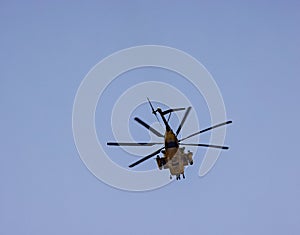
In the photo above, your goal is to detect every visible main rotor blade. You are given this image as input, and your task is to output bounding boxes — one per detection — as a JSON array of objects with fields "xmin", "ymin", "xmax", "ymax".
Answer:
[
  {"xmin": 162, "ymin": 108, "xmax": 185, "ymax": 115},
  {"xmin": 179, "ymin": 121, "xmax": 233, "ymax": 142},
  {"xmin": 180, "ymin": 143, "xmax": 229, "ymax": 150},
  {"xmin": 107, "ymin": 142, "xmax": 163, "ymax": 146},
  {"xmin": 134, "ymin": 117, "xmax": 164, "ymax": 137},
  {"xmin": 129, "ymin": 147, "xmax": 165, "ymax": 168},
  {"xmin": 176, "ymin": 106, "xmax": 192, "ymax": 136}
]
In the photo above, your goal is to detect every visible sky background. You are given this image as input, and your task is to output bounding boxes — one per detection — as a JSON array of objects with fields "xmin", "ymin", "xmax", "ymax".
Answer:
[{"xmin": 1, "ymin": 1, "xmax": 300, "ymax": 234}]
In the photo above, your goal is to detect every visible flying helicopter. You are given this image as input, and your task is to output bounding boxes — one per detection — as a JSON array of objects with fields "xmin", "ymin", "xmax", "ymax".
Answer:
[{"xmin": 107, "ymin": 98, "xmax": 232, "ymax": 180}]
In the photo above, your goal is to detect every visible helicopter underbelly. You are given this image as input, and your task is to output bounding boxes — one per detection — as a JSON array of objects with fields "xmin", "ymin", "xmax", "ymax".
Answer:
[
  {"xmin": 156, "ymin": 147, "xmax": 194, "ymax": 179},
  {"xmin": 165, "ymin": 146, "xmax": 178, "ymax": 159},
  {"xmin": 164, "ymin": 149, "xmax": 189, "ymax": 175},
  {"xmin": 169, "ymin": 159, "xmax": 184, "ymax": 175}
]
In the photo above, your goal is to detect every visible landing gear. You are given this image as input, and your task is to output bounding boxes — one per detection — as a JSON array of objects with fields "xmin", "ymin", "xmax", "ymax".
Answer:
[
  {"xmin": 156, "ymin": 156, "xmax": 167, "ymax": 170},
  {"xmin": 175, "ymin": 173, "xmax": 186, "ymax": 180},
  {"xmin": 187, "ymin": 151, "xmax": 193, "ymax": 165},
  {"xmin": 156, "ymin": 156, "xmax": 163, "ymax": 170}
]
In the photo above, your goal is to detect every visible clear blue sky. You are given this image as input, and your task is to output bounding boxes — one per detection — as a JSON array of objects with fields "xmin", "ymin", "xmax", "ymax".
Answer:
[{"xmin": 1, "ymin": 1, "xmax": 300, "ymax": 234}]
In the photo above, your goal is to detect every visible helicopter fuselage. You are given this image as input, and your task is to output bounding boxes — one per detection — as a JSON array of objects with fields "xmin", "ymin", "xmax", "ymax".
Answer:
[
  {"xmin": 156, "ymin": 108, "xmax": 179, "ymax": 161},
  {"xmin": 155, "ymin": 109, "xmax": 194, "ymax": 179},
  {"xmin": 164, "ymin": 130, "xmax": 179, "ymax": 161}
]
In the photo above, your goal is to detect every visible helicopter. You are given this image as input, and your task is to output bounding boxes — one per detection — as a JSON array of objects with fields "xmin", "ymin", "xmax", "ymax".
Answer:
[{"xmin": 107, "ymin": 98, "xmax": 232, "ymax": 180}]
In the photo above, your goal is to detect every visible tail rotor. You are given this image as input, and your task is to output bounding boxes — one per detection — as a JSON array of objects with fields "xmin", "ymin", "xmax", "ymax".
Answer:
[{"xmin": 147, "ymin": 97, "xmax": 161, "ymax": 124}]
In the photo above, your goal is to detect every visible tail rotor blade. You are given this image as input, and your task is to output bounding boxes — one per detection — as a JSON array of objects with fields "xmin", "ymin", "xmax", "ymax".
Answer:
[
  {"xmin": 176, "ymin": 107, "xmax": 192, "ymax": 136},
  {"xmin": 147, "ymin": 97, "xmax": 156, "ymax": 114},
  {"xmin": 162, "ymin": 108, "xmax": 185, "ymax": 115},
  {"xmin": 147, "ymin": 97, "xmax": 160, "ymax": 123}
]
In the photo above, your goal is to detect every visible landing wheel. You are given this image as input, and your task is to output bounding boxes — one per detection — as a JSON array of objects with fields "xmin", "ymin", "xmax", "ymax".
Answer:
[{"xmin": 156, "ymin": 156, "xmax": 162, "ymax": 169}]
